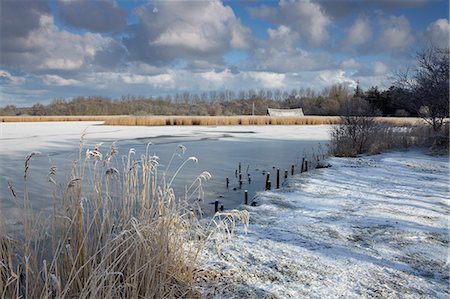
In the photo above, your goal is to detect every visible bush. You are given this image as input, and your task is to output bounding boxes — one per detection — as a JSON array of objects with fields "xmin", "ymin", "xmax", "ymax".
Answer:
[
  {"xmin": 330, "ymin": 115, "xmax": 380, "ymax": 157},
  {"xmin": 331, "ymin": 98, "xmax": 381, "ymax": 157}
]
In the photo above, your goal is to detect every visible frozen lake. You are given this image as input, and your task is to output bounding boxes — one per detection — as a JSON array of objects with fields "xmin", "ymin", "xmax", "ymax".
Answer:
[{"xmin": 0, "ymin": 122, "xmax": 331, "ymax": 220}]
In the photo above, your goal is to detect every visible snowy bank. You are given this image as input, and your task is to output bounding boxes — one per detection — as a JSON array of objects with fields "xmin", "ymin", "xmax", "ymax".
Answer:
[{"xmin": 203, "ymin": 150, "xmax": 449, "ymax": 298}]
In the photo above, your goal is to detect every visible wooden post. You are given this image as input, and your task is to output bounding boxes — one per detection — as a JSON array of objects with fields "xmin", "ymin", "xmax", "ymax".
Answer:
[
  {"xmin": 244, "ymin": 190, "xmax": 248, "ymax": 205},
  {"xmin": 266, "ymin": 181, "xmax": 271, "ymax": 190},
  {"xmin": 305, "ymin": 160, "xmax": 308, "ymax": 172},
  {"xmin": 226, "ymin": 177, "xmax": 229, "ymax": 188},
  {"xmin": 220, "ymin": 205, "xmax": 224, "ymax": 211},
  {"xmin": 238, "ymin": 162, "xmax": 241, "ymax": 173},
  {"xmin": 214, "ymin": 200, "xmax": 219, "ymax": 213},
  {"xmin": 248, "ymin": 174, "xmax": 252, "ymax": 183},
  {"xmin": 265, "ymin": 172, "xmax": 271, "ymax": 190},
  {"xmin": 284, "ymin": 169, "xmax": 288, "ymax": 179},
  {"xmin": 276, "ymin": 168, "xmax": 280, "ymax": 189},
  {"xmin": 235, "ymin": 169, "xmax": 237, "ymax": 178},
  {"xmin": 239, "ymin": 173, "xmax": 243, "ymax": 187},
  {"xmin": 291, "ymin": 164, "xmax": 294, "ymax": 175},
  {"xmin": 301, "ymin": 157, "xmax": 305, "ymax": 173}
]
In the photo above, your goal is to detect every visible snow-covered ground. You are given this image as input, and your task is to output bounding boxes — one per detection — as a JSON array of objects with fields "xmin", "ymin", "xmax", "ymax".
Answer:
[{"xmin": 204, "ymin": 150, "xmax": 449, "ymax": 298}]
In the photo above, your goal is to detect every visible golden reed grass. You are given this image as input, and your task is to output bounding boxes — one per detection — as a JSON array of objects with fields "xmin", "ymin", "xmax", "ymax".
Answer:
[
  {"xmin": 1, "ymin": 115, "xmax": 425, "ymax": 126},
  {"xmin": 0, "ymin": 138, "xmax": 248, "ymax": 298}
]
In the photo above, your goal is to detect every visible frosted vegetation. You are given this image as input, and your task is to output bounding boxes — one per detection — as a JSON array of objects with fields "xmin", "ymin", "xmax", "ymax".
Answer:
[{"xmin": 0, "ymin": 122, "xmax": 448, "ymax": 297}]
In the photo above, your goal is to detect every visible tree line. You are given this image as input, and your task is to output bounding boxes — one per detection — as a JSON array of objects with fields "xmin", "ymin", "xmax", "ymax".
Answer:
[{"xmin": 0, "ymin": 84, "xmax": 419, "ymax": 118}]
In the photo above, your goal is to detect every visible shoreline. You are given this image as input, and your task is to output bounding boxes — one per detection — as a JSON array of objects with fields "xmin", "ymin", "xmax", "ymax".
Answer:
[{"xmin": 0, "ymin": 115, "xmax": 425, "ymax": 126}]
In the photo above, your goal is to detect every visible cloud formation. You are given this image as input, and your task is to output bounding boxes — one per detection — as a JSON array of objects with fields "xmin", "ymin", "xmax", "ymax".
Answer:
[
  {"xmin": 344, "ymin": 16, "xmax": 372, "ymax": 47},
  {"xmin": 57, "ymin": 0, "xmax": 127, "ymax": 32},
  {"xmin": 124, "ymin": 0, "xmax": 251, "ymax": 67},
  {"xmin": 377, "ymin": 15, "xmax": 414, "ymax": 51},
  {"xmin": 0, "ymin": 0, "xmax": 447, "ymax": 105},
  {"xmin": 250, "ymin": 0, "xmax": 331, "ymax": 46},
  {"xmin": 1, "ymin": 10, "xmax": 125, "ymax": 75},
  {"xmin": 424, "ymin": 18, "xmax": 450, "ymax": 48}
]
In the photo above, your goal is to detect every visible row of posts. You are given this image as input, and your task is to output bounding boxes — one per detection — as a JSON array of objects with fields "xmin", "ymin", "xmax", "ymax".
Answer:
[{"xmin": 216, "ymin": 158, "xmax": 311, "ymax": 212}]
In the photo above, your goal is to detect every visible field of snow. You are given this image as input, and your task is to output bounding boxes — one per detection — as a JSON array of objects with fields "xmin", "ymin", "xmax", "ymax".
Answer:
[
  {"xmin": 204, "ymin": 151, "xmax": 449, "ymax": 298},
  {"xmin": 0, "ymin": 121, "xmax": 330, "ymax": 158}
]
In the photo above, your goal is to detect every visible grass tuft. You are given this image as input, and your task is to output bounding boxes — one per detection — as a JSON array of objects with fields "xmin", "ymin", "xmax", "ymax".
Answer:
[{"xmin": 0, "ymin": 139, "xmax": 248, "ymax": 298}]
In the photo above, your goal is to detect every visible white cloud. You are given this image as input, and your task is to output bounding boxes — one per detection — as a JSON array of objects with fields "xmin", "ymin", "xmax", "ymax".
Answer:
[
  {"xmin": 2, "ymin": 14, "xmax": 119, "ymax": 73},
  {"xmin": 373, "ymin": 61, "xmax": 388, "ymax": 76},
  {"xmin": 424, "ymin": 18, "xmax": 450, "ymax": 48},
  {"xmin": 250, "ymin": 0, "xmax": 331, "ymax": 46},
  {"xmin": 243, "ymin": 72, "xmax": 286, "ymax": 89},
  {"xmin": 120, "ymin": 73, "xmax": 175, "ymax": 87},
  {"xmin": 317, "ymin": 70, "xmax": 357, "ymax": 88},
  {"xmin": 42, "ymin": 74, "xmax": 80, "ymax": 86},
  {"xmin": 344, "ymin": 16, "xmax": 372, "ymax": 46},
  {"xmin": 340, "ymin": 58, "xmax": 360, "ymax": 69},
  {"xmin": 200, "ymin": 69, "xmax": 234, "ymax": 84},
  {"xmin": 80, "ymin": 69, "xmax": 286, "ymax": 93},
  {"xmin": 125, "ymin": 0, "xmax": 251, "ymax": 65},
  {"xmin": 378, "ymin": 15, "xmax": 414, "ymax": 51},
  {"xmin": 0, "ymin": 70, "xmax": 26, "ymax": 85},
  {"xmin": 250, "ymin": 25, "xmax": 335, "ymax": 73}
]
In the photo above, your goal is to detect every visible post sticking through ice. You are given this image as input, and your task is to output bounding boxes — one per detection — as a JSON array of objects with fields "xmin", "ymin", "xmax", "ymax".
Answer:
[{"xmin": 276, "ymin": 168, "xmax": 280, "ymax": 189}]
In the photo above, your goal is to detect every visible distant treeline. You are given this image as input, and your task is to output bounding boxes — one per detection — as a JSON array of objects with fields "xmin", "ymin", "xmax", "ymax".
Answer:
[{"xmin": 0, "ymin": 85, "xmax": 417, "ymax": 117}]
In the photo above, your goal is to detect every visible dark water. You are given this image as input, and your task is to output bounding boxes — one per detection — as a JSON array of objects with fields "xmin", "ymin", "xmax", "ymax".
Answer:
[{"xmin": 0, "ymin": 133, "xmax": 329, "ymax": 220}]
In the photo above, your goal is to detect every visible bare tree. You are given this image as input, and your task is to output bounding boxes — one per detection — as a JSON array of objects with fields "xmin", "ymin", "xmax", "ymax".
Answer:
[{"xmin": 396, "ymin": 45, "xmax": 449, "ymax": 131}]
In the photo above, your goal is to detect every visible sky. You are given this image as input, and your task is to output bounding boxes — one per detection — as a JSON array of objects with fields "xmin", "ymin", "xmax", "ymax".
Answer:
[{"xmin": 0, "ymin": 0, "xmax": 449, "ymax": 106}]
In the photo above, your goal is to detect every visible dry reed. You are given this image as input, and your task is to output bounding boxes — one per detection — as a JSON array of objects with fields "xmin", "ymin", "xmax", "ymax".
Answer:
[
  {"xmin": 0, "ymin": 138, "xmax": 248, "ymax": 298},
  {"xmin": 1, "ymin": 115, "xmax": 425, "ymax": 126}
]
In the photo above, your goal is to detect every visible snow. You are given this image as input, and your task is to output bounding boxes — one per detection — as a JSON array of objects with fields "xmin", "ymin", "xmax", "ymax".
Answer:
[
  {"xmin": 0, "ymin": 122, "xmax": 331, "ymax": 158},
  {"xmin": 203, "ymin": 150, "xmax": 449, "ymax": 298}
]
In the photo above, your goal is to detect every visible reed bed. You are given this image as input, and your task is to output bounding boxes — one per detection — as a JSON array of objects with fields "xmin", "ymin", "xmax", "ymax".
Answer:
[
  {"xmin": 0, "ymin": 138, "xmax": 248, "ymax": 298},
  {"xmin": 1, "ymin": 115, "xmax": 424, "ymax": 126},
  {"xmin": 99, "ymin": 116, "xmax": 425, "ymax": 126},
  {"xmin": 103, "ymin": 115, "xmax": 342, "ymax": 126}
]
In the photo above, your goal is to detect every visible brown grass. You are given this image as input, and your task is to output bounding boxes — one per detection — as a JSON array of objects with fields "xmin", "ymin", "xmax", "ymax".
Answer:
[
  {"xmin": 103, "ymin": 115, "xmax": 343, "ymax": 126},
  {"xmin": 0, "ymin": 139, "xmax": 248, "ymax": 298},
  {"xmin": 0, "ymin": 115, "xmax": 425, "ymax": 126}
]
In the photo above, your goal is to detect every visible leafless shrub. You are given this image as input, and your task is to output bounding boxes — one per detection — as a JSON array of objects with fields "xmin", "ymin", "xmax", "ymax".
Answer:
[{"xmin": 331, "ymin": 98, "xmax": 381, "ymax": 157}]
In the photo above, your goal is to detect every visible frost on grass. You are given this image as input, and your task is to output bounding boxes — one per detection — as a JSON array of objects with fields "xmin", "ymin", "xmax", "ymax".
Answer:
[
  {"xmin": 0, "ymin": 141, "xmax": 251, "ymax": 298},
  {"xmin": 202, "ymin": 151, "xmax": 449, "ymax": 298}
]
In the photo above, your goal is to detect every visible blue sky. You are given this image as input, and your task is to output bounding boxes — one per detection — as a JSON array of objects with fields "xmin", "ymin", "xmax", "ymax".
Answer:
[{"xmin": 1, "ymin": 0, "xmax": 449, "ymax": 106}]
